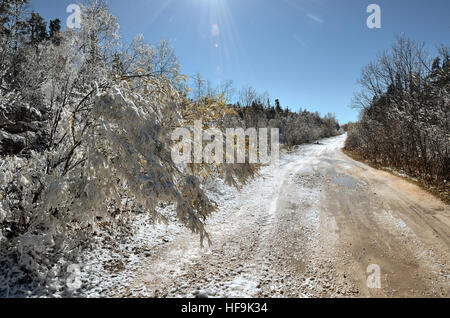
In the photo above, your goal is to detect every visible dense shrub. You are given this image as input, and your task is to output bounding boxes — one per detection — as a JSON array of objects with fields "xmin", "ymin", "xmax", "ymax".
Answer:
[{"xmin": 346, "ymin": 35, "xmax": 449, "ymax": 189}]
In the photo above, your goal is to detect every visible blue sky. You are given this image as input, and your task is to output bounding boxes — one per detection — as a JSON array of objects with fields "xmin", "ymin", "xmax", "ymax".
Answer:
[{"xmin": 31, "ymin": 0, "xmax": 449, "ymax": 124}]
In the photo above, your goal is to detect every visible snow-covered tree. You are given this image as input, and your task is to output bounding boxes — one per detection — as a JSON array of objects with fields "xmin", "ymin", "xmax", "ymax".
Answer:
[{"xmin": 346, "ymin": 35, "xmax": 449, "ymax": 197}]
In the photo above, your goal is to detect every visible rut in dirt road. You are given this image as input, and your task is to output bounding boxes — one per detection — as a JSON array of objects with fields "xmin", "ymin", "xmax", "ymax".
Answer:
[{"xmin": 121, "ymin": 135, "xmax": 450, "ymax": 298}]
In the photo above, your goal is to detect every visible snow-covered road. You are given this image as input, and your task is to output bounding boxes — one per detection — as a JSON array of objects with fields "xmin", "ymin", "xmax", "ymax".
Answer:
[{"xmin": 80, "ymin": 134, "xmax": 449, "ymax": 298}]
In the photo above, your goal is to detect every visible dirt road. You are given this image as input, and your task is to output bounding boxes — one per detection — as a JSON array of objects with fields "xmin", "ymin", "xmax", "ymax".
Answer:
[{"xmin": 122, "ymin": 134, "xmax": 449, "ymax": 298}]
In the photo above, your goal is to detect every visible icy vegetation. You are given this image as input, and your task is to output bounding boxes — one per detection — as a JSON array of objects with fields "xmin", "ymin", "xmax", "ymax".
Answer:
[
  {"xmin": 345, "ymin": 36, "xmax": 449, "ymax": 201},
  {"xmin": 0, "ymin": 0, "xmax": 342, "ymax": 297}
]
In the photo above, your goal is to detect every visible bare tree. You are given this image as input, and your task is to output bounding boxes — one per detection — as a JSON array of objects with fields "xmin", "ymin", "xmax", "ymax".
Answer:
[
  {"xmin": 217, "ymin": 79, "xmax": 235, "ymax": 102},
  {"xmin": 352, "ymin": 34, "xmax": 429, "ymax": 110},
  {"xmin": 238, "ymin": 84, "xmax": 257, "ymax": 107},
  {"xmin": 153, "ymin": 38, "xmax": 179, "ymax": 77},
  {"xmin": 191, "ymin": 72, "xmax": 206, "ymax": 102}
]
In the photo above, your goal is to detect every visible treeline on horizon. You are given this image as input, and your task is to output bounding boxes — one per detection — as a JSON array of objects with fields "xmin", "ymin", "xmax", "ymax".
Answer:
[
  {"xmin": 233, "ymin": 100, "xmax": 342, "ymax": 146},
  {"xmin": 345, "ymin": 35, "xmax": 449, "ymax": 201},
  {"xmin": 187, "ymin": 76, "xmax": 343, "ymax": 146}
]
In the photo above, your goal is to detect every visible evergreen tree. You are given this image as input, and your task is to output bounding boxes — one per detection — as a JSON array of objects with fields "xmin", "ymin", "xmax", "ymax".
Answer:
[
  {"xmin": 8, "ymin": 0, "xmax": 30, "ymax": 51},
  {"xmin": 27, "ymin": 12, "xmax": 47, "ymax": 45},
  {"xmin": 48, "ymin": 18, "xmax": 61, "ymax": 45},
  {"xmin": 0, "ymin": 0, "xmax": 11, "ymax": 35},
  {"xmin": 275, "ymin": 99, "xmax": 282, "ymax": 112}
]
